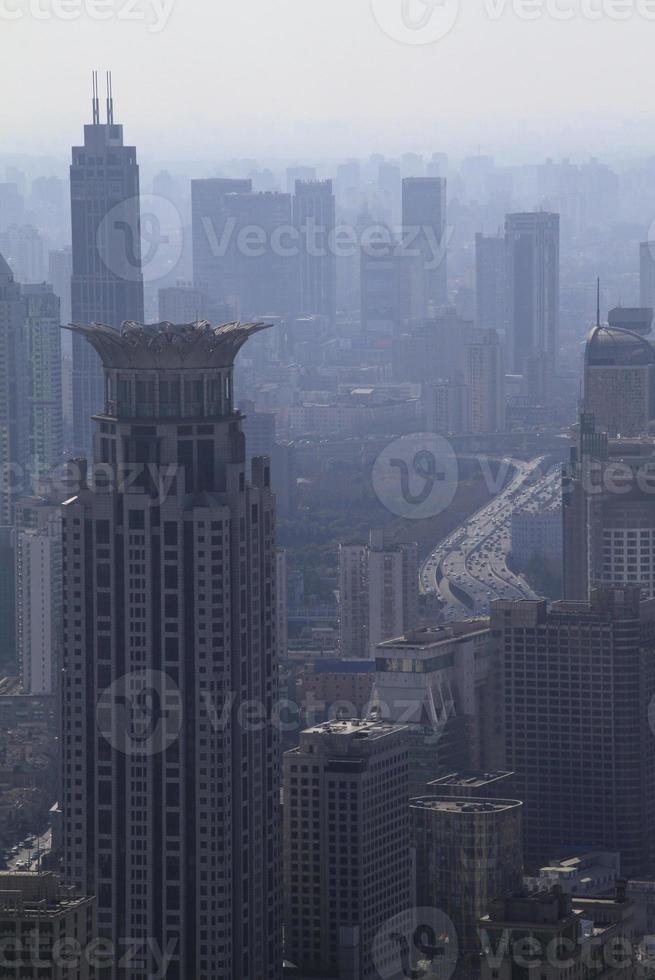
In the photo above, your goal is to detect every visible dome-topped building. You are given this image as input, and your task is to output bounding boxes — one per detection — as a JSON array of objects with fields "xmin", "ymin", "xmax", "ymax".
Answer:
[
  {"xmin": 584, "ymin": 323, "xmax": 655, "ymax": 437},
  {"xmin": 586, "ymin": 323, "xmax": 655, "ymax": 367}
]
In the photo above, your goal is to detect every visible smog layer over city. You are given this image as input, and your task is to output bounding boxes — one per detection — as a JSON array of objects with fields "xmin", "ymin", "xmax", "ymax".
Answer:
[{"xmin": 2, "ymin": 2, "xmax": 655, "ymax": 979}]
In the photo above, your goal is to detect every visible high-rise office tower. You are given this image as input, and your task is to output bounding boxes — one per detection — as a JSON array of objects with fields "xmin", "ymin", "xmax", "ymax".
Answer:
[
  {"xmin": 367, "ymin": 530, "xmax": 418, "ymax": 655},
  {"xmin": 158, "ymin": 283, "xmax": 233, "ymax": 325},
  {"xmin": 378, "ymin": 161, "xmax": 402, "ymax": 226},
  {"xmin": 0, "ymin": 526, "xmax": 16, "ymax": 672},
  {"xmin": 0, "ymin": 182, "xmax": 25, "ymax": 228},
  {"xmin": 583, "ymin": 322, "xmax": 655, "ymax": 437},
  {"xmin": 285, "ymin": 166, "xmax": 316, "ymax": 194},
  {"xmin": 276, "ymin": 548, "xmax": 288, "ymax": 661},
  {"xmin": 70, "ymin": 74, "xmax": 144, "ymax": 456},
  {"xmin": 50, "ymin": 248, "xmax": 74, "ymax": 449},
  {"xmin": 61, "ymin": 319, "xmax": 281, "ymax": 980},
  {"xmin": 563, "ymin": 415, "xmax": 655, "ymax": 600},
  {"xmin": 475, "ymin": 232, "xmax": 507, "ymax": 334},
  {"xmin": 293, "ymin": 179, "xmax": 336, "ymax": 321},
  {"xmin": 425, "ymin": 379, "xmax": 471, "ymax": 435},
  {"xmin": 338, "ymin": 531, "xmax": 419, "ymax": 659},
  {"xmin": 335, "ymin": 160, "xmax": 361, "ymax": 213},
  {"xmin": 640, "ymin": 241, "xmax": 655, "ymax": 313},
  {"xmin": 411, "ymin": 796, "xmax": 523, "ymax": 965},
  {"xmin": 191, "ymin": 177, "xmax": 252, "ymax": 302},
  {"xmin": 338, "ymin": 543, "xmax": 369, "ymax": 659},
  {"xmin": 225, "ymin": 191, "xmax": 295, "ymax": 316},
  {"xmin": 402, "ymin": 177, "xmax": 447, "ymax": 316},
  {"xmin": 48, "ymin": 247, "xmax": 72, "ymax": 327},
  {"xmin": 0, "ymin": 224, "xmax": 46, "ymax": 282},
  {"xmin": 283, "ymin": 719, "xmax": 411, "ymax": 979},
  {"xmin": 505, "ymin": 212, "xmax": 559, "ymax": 380},
  {"xmin": 23, "ymin": 283, "xmax": 64, "ymax": 480},
  {"xmin": 15, "ymin": 496, "xmax": 62, "ymax": 696},
  {"xmin": 192, "ymin": 181, "xmax": 294, "ymax": 316},
  {"xmin": 608, "ymin": 306, "xmax": 654, "ymax": 337},
  {"xmin": 360, "ymin": 237, "xmax": 402, "ymax": 334},
  {"xmin": 493, "ymin": 588, "xmax": 655, "ymax": 876},
  {"xmin": 466, "ymin": 329, "xmax": 505, "ymax": 434},
  {"xmin": 0, "ymin": 253, "xmax": 28, "ymax": 523}
]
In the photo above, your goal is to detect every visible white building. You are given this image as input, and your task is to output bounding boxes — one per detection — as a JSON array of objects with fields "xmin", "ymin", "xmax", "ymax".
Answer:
[
  {"xmin": 466, "ymin": 329, "xmax": 505, "ymax": 434},
  {"xmin": 338, "ymin": 530, "xmax": 419, "ymax": 659}
]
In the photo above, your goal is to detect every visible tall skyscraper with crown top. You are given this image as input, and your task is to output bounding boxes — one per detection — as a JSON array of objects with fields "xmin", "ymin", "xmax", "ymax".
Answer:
[{"xmin": 61, "ymin": 318, "xmax": 281, "ymax": 980}]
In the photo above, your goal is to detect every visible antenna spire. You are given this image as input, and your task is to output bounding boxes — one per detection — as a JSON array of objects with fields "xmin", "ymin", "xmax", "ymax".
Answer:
[
  {"xmin": 106, "ymin": 70, "xmax": 114, "ymax": 125},
  {"xmin": 92, "ymin": 70, "xmax": 99, "ymax": 125},
  {"xmin": 596, "ymin": 277, "xmax": 601, "ymax": 328}
]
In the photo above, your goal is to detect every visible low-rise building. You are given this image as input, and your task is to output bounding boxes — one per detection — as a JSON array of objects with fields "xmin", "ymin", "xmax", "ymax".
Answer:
[
  {"xmin": 525, "ymin": 852, "xmax": 621, "ymax": 897},
  {"xmin": 411, "ymin": 796, "xmax": 523, "ymax": 968},
  {"xmin": 0, "ymin": 871, "xmax": 96, "ymax": 978},
  {"xmin": 371, "ymin": 622, "xmax": 501, "ymax": 793},
  {"xmin": 479, "ymin": 885, "xmax": 636, "ymax": 980}
]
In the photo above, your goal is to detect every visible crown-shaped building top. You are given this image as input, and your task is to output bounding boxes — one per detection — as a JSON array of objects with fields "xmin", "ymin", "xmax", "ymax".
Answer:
[{"xmin": 66, "ymin": 319, "xmax": 270, "ymax": 370}]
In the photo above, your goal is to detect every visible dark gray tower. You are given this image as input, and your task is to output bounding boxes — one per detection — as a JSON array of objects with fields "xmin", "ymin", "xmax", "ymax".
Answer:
[
  {"xmin": 505, "ymin": 211, "xmax": 559, "ymax": 378},
  {"xmin": 475, "ymin": 232, "xmax": 507, "ymax": 334},
  {"xmin": 70, "ymin": 72, "xmax": 144, "ymax": 457},
  {"xmin": 293, "ymin": 179, "xmax": 336, "ymax": 321},
  {"xmin": 0, "ymin": 253, "xmax": 29, "ymax": 523},
  {"xmin": 401, "ymin": 177, "xmax": 447, "ymax": 316},
  {"xmin": 494, "ymin": 589, "xmax": 655, "ymax": 876},
  {"xmin": 61, "ymin": 319, "xmax": 281, "ymax": 980},
  {"xmin": 191, "ymin": 177, "xmax": 253, "ymax": 304}
]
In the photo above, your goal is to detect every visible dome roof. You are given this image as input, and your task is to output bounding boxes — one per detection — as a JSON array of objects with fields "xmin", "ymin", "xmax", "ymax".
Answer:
[{"xmin": 585, "ymin": 324, "xmax": 655, "ymax": 367}]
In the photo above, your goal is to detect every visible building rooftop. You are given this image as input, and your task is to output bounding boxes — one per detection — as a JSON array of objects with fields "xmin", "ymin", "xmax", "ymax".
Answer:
[
  {"xmin": 301, "ymin": 719, "xmax": 403, "ymax": 740},
  {"xmin": 585, "ymin": 323, "xmax": 655, "ymax": 367},
  {"xmin": 377, "ymin": 621, "xmax": 489, "ymax": 651},
  {"xmin": 410, "ymin": 796, "xmax": 522, "ymax": 814},
  {"xmin": 429, "ymin": 771, "xmax": 515, "ymax": 790},
  {"xmin": 0, "ymin": 872, "xmax": 92, "ymax": 917},
  {"xmin": 65, "ymin": 319, "xmax": 270, "ymax": 370}
]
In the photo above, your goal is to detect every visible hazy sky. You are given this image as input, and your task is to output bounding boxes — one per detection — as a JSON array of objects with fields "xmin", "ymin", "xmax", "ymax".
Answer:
[{"xmin": 3, "ymin": 0, "xmax": 655, "ymax": 162}]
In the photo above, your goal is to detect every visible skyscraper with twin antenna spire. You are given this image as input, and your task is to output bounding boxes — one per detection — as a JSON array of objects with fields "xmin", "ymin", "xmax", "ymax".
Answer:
[{"xmin": 70, "ymin": 71, "xmax": 144, "ymax": 457}]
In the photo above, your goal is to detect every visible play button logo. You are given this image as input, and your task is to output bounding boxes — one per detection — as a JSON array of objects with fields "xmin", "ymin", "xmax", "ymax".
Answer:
[{"xmin": 371, "ymin": 0, "xmax": 460, "ymax": 44}]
